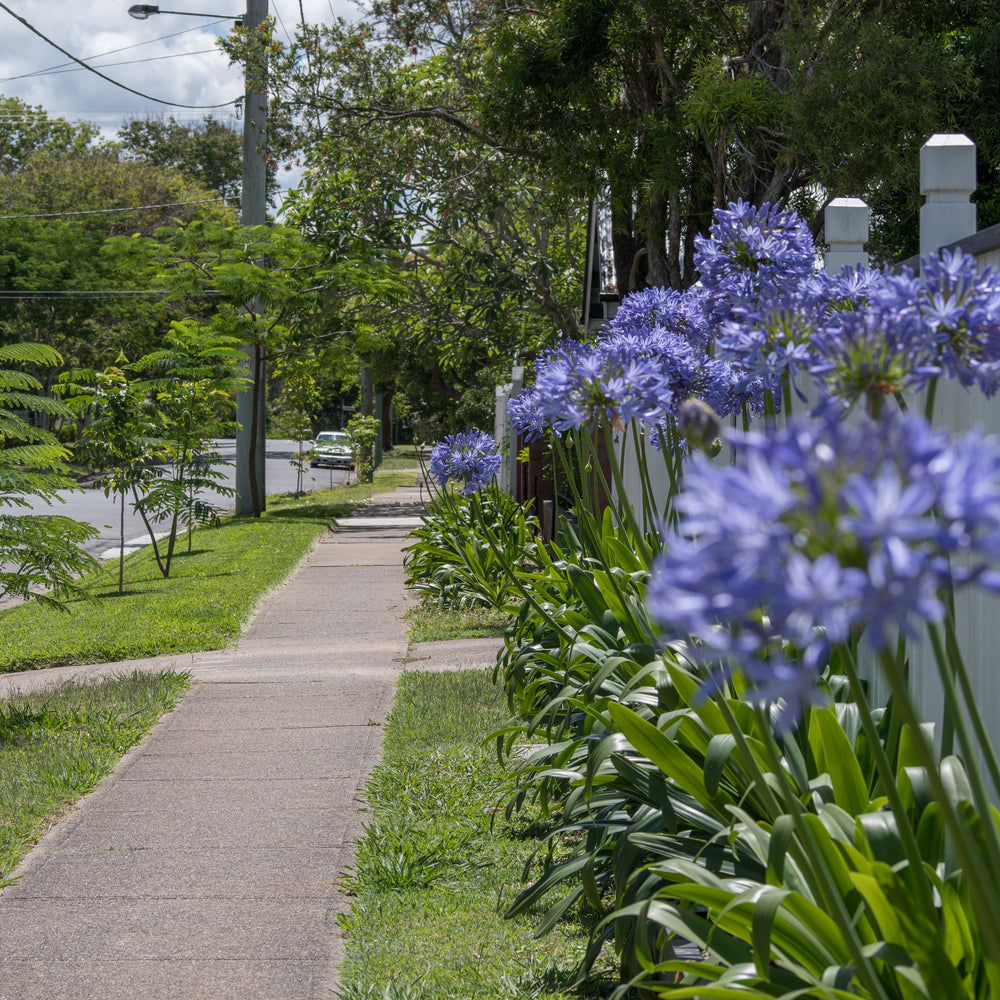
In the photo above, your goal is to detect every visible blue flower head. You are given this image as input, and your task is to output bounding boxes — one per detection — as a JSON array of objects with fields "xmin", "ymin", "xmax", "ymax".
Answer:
[
  {"xmin": 694, "ymin": 200, "xmax": 816, "ymax": 315},
  {"xmin": 429, "ymin": 430, "xmax": 502, "ymax": 495}
]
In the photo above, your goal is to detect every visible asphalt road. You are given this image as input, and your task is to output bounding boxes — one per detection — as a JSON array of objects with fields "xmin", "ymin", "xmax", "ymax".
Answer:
[{"xmin": 20, "ymin": 439, "xmax": 350, "ymax": 559}]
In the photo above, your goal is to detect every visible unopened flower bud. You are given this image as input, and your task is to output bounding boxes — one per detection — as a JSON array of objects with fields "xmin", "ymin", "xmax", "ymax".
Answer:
[{"xmin": 676, "ymin": 398, "xmax": 720, "ymax": 452}]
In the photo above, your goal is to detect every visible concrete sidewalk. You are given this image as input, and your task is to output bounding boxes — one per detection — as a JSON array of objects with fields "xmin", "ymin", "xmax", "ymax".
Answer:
[{"xmin": 0, "ymin": 485, "xmax": 503, "ymax": 1000}]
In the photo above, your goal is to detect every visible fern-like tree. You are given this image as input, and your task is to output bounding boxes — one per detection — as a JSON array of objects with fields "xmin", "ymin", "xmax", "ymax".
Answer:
[
  {"xmin": 130, "ymin": 321, "xmax": 245, "ymax": 572},
  {"xmin": 61, "ymin": 360, "xmax": 161, "ymax": 594},
  {"xmin": 0, "ymin": 342, "xmax": 97, "ymax": 605},
  {"xmin": 64, "ymin": 323, "xmax": 246, "ymax": 587}
]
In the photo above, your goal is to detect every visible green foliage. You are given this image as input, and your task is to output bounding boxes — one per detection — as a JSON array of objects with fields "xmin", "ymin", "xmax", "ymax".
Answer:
[
  {"xmin": 403, "ymin": 600, "xmax": 513, "ymax": 643},
  {"xmin": 0, "ymin": 341, "xmax": 97, "ymax": 606},
  {"xmin": 336, "ymin": 668, "xmax": 618, "ymax": 998},
  {"xmin": 346, "ymin": 413, "xmax": 381, "ymax": 483},
  {"xmin": 401, "ymin": 473, "xmax": 999, "ymax": 995},
  {"xmin": 130, "ymin": 321, "xmax": 246, "ymax": 572},
  {"xmin": 0, "ymin": 96, "xmax": 101, "ymax": 174},
  {"xmin": 403, "ymin": 486, "xmax": 540, "ymax": 610},
  {"xmin": 116, "ymin": 114, "xmax": 276, "ymax": 207},
  {"xmin": 0, "ymin": 670, "xmax": 189, "ymax": 885},
  {"xmin": 223, "ymin": 14, "xmax": 585, "ymax": 431}
]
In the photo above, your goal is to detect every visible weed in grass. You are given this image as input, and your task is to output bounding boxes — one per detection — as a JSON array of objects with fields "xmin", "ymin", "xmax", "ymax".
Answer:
[
  {"xmin": 335, "ymin": 669, "xmax": 618, "ymax": 1000},
  {"xmin": 0, "ymin": 670, "xmax": 190, "ymax": 886}
]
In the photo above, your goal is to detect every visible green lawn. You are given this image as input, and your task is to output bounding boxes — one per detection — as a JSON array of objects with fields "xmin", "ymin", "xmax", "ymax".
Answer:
[{"xmin": 336, "ymin": 669, "xmax": 617, "ymax": 999}]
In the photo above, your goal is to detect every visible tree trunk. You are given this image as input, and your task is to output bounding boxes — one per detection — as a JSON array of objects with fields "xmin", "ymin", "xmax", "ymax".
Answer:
[
  {"xmin": 381, "ymin": 390, "xmax": 394, "ymax": 450},
  {"xmin": 360, "ymin": 367, "xmax": 375, "ymax": 416}
]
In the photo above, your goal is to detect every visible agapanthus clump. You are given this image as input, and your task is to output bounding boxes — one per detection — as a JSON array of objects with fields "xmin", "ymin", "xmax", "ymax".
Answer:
[
  {"xmin": 646, "ymin": 405, "xmax": 1000, "ymax": 724},
  {"xmin": 429, "ymin": 429, "xmax": 502, "ymax": 495},
  {"xmin": 694, "ymin": 200, "xmax": 816, "ymax": 319}
]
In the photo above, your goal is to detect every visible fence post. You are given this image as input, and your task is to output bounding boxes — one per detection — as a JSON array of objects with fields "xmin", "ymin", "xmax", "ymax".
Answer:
[
  {"xmin": 494, "ymin": 364, "xmax": 523, "ymax": 494},
  {"xmin": 824, "ymin": 198, "xmax": 870, "ymax": 273},
  {"xmin": 920, "ymin": 133, "xmax": 977, "ymax": 260},
  {"xmin": 911, "ymin": 134, "xmax": 1000, "ymax": 763}
]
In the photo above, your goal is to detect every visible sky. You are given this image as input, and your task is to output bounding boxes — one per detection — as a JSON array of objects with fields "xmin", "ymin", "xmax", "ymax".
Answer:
[{"xmin": 0, "ymin": 0, "xmax": 359, "ymax": 198}]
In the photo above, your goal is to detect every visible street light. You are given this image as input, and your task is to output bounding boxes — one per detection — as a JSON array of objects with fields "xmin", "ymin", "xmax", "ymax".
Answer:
[
  {"xmin": 125, "ymin": 0, "xmax": 269, "ymax": 515},
  {"xmin": 128, "ymin": 4, "xmax": 241, "ymax": 19}
]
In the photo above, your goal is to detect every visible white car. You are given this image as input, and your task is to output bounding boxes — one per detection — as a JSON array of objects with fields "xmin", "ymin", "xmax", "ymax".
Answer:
[{"xmin": 310, "ymin": 431, "xmax": 353, "ymax": 469}]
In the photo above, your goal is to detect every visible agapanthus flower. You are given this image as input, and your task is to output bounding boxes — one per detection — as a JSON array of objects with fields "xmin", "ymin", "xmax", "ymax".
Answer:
[
  {"xmin": 694, "ymin": 200, "xmax": 817, "ymax": 316},
  {"xmin": 809, "ymin": 296, "xmax": 941, "ymax": 405},
  {"xmin": 717, "ymin": 292, "xmax": 826, "ymax": 383},
  {"xmin": 429, "ymin": 429, "xmax": 502, "ymax": 495},
  {"xmin": 874, "ymin": 250, "xmax": 1000, "ymax": 396},
  {"xmin": 603, "ymin": 286, "xmax": 713, "ymax": 349},
  {"xmin": 507, "ymin": 385, "xmax": 547, "ymax": 442},
  {"xmin": 646, "ymin": 406, "xmax": 1000, "ymax": 725},
  {"xmin": 509, "ymin": 339, "xmax": 674, "ymax": 438}
]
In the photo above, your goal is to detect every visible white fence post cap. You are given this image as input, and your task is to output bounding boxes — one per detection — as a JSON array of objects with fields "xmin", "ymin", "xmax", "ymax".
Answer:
[{"xmin": 921, "ymin": 134, "xmax": 976, "ymax": 196}]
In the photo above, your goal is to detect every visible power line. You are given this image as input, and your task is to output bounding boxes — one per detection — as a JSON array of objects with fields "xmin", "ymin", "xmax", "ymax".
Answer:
[
  {"xmin": 0, "ymin": 2, "xmax": 239, "ymax": 110},
  {"xmin": 0, "ymin": 199, "xmax": 227, "ymax": 221},
  {"xmin": 0, "ymin": 19, "xmax": 232, "ymax": 84},
  {"xmin": 20, "ymin": 50, "xmax": 222, "ymax": 81}
]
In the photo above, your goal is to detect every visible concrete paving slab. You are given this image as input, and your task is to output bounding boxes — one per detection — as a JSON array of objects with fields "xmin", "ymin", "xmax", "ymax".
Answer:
[
  {"xmin": 2, "ymin": 846, "xmax": 353, "ymax": 901},
  {"xmin": 403, "ymin": 637, "xmax": 506, "ymax": 672},
  {"xmin": 0, "ymin": 959, "xmax": 336, "ymax": 1000},
  {"xmin": 134, "ymin": 725, "xmax": 380, "ymax": 756},
  {"xmin": 42, "ymin": 800, "xmax": 359, "ymax": 851},
  {"xmin": 0, "ymin": 898, "xmax": 336, "ymax": 961}
]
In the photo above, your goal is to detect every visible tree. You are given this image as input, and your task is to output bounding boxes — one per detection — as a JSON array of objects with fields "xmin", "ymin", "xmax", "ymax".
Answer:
[
  {"xmin": 480, "ymin": 0, "xmax": 985, "ymax": 287},
  {"xmin": 228, "ymin": 0, "xmax": 987, "ymax": 298},
  {"xmin": 0, "ymin": 95, "xmax": 101, "ymax": 174},
  {"xmin": 0, "ymin": 148, "xmax": 240, "ymax": 392},
  {"xmin": 116, "ymin": 114, "xmax": 280, "ymax": 209},
  {"xmin": 64, "ymin": 324, "xmax": 245, "ymax": 588},
  {"xmin": 62, "ymin": 360, "xmax": 161, "ymax": 595},
  {"xmin": 107, "ymin": 219, "xmax": 354, "ymax": 516},
  {"xmin": 129, "ymin": 322, "xmax": 244, "ymax": 570},
  {"xmin": 223, "ymin": 15, "xmax": 585, "ymax": 431}
]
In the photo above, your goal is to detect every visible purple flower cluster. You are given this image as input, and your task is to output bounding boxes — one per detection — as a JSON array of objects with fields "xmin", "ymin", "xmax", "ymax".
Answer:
[
  {"xmin": 694, "ymin": 200, "xmax": 817, "ymax": 313},
  {"xmin": 646, "ymin": 407, "xmax": 1000, "ymax": 723},
  {"xmin": 429, "ymin": 430, "xmax": 502, "ymax": 495},
  {"xmin": 508, "ymin": 202, "xmax": 1000, "ymax": 443},
  {"xmin": 803, "ymin": 252, "xmax": 1000, "ymax": 403},
  {"xmin": 510, "ymin": 340, "xmax": 675, "ymax": 438}
]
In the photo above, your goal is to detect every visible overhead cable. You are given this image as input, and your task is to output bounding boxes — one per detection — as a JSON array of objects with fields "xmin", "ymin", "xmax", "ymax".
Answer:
[
  {"xmin": 0, "ymin": 2, "xmax": 239, "ymax": 110},
  {"xmin": 0, "ymin": 18, "xmax": 231, "ymax": 84},
  {"xmin": 20, "ymin": 50, "xmax": 221, "ymax": 80},
  {"xmin": 0, "ymin": 199, "xmax": 227, "ymax": 221}
]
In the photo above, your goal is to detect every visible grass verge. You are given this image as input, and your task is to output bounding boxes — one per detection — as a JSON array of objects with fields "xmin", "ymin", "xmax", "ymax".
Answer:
[
  {"xmin": 0, "ymin": 471, "xmax": 416, "ymax": 673},
  {"xmin": 336, "ymin": 669, "xmax": 616, "ymax": 999},
  {"xmin": 0, "ymin": 669, "xmax": 190, "ymax": 885},
  {"xmin": 404, "ymin": 600, "xmax": 514, "ymax": 642},
  {"xmin": 378, "ymin": 446, "xmax": 425, "ymax": 471}
]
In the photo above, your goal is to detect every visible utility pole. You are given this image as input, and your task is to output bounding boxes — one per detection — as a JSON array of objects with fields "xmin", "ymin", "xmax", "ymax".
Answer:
[{"xmin": 235, "ymin": 0, "xmax": 268, "ymax": 515}]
